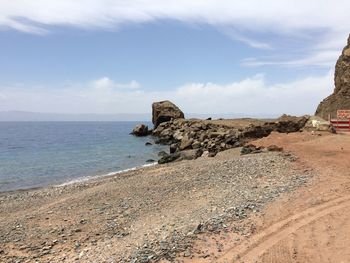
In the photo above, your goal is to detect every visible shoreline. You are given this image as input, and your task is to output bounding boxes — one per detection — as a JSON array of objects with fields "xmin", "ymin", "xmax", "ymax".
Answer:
[{"xmin": 0, "ymin": 162, "xmax": 159, "ymax": 196}]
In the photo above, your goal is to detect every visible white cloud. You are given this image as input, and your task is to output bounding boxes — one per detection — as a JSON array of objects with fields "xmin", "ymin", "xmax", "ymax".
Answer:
[
  {"xmin": 0, "ymin": 73, "xmax": 334, "ymax": 116},
  {"xmin": 91, "ymin": 77, "xmax": 140, "ymax": 90},
  {"xmin": 0, "ymin": 0, "xmax": 348, "ymax": 33},
  {"xmin": 0, "ymin": 1, "xmax": 349, "ymax": 67}
]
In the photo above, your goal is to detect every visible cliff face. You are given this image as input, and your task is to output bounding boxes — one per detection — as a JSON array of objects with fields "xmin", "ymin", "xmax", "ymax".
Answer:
[{"xmin": 316, "ymin": 34, "xmax": 350, "ymax": 119}]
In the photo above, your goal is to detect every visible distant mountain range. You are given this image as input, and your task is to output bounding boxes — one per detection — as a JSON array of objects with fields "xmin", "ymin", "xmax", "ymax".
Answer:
[{"xmin": 0, "ymin": 111, "xmax": 278, "ymax": 121}]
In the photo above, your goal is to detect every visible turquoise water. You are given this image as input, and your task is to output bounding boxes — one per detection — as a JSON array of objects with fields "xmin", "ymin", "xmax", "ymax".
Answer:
[{"xmin": 0, "ymin": 122, "xmax": 167, "ymax": 192}]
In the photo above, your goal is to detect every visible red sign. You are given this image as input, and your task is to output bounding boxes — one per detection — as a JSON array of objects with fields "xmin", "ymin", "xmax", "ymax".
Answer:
[{"xmin": 337, "ymin": 110, "xmax": 350, "ymax": 119}]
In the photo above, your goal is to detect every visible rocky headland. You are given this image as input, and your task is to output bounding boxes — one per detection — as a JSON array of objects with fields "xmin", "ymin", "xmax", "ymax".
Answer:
[
  {"xmin": 316, "ymin": 34, "xmax": 350, "ymax": 119},
  {"xmin": 132, "ymin": 100, "xmax": 311, "ymax": 164}
]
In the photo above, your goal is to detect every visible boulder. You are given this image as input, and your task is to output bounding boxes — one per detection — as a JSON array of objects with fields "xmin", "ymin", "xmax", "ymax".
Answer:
[
  {"xmin": 131, "ymin": 124, "xmax": 149, "ymax": 136},
  {"xmin": 241, "ymin": 144, "xmax": 263, "ymax": 155},
  {"xmin": 275, "ymin": 114, "xmax": 309, "ymax": 133},
  {"xmin": 316, "ymin": 34, "xmax": 350, "ymax": 119},
  {"xmin": 158, "ymin": 152, "xmax": 181, "ymax": 164},
  {"xmin": 152, "ymin": 100, "xmax": 185, "ymax": 128},
  {"xmin": 304, "ymin": 116, "xmax": 332, "ymax": 131},
  {"xmin": 169, "ymin": 143, "xmax": 178, "ymax": 153},
  {"xmin": 179, "ymin": 136, "xmax": 193, "ymax": 150},
  {"xmin": 179, "ymin": 149, "xmax": 203, "ymax": 160}
]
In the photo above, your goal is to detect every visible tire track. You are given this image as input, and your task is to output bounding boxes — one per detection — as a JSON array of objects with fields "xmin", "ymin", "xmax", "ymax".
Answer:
[{"xmin": 216, "ymin": 195, "xmax": 350, "ymax": 262}]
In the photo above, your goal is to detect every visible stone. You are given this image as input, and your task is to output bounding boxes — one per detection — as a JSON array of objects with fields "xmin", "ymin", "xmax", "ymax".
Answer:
[
  {"xmin": 316, "ymin": 34, "xmax": 350, "ymax": 119},
  {"xmin": 208, "ymin": 151, "xmax": 217, "ymax": 157},
  {"xmin": 241, "ymin": 144, "xmax": 262, "ymax": 155},
  {"xmin": 201, "ymin": 151, "xmax": 210, "ymax": 157},
  {"xmin": 179, "ymin": 149, "xmax": 203, "ymax": 160},
  {"xmin": 304, "ymin": 116, "xmax": 332, "ymax": 131},
  {"xmin": 275, "ymin": 115, "xmax": 309, "ymax": 133},
  {"xmin": 173, "ymin": 130, "xmax": 184, "ymax": 141},
  {"xmin": 131, "ymin": 124, "xmax": 149, "ymax": 136},
  {"xmin": 158, "ymin": 153, "xmax": 180, "ymax": 164},
  {"xmin": 267, "ymin": 145, "xmax": 283, "ymax": 152},
  {"xmin": 152, "ymin": 100, "xmax": 185, "ymax": 128},
  {"xmin": 179, "ymin": 136, "xmax": 193, "ymax": 150},
  {"xmin": 145, "ymin": 142, "xmax": 152, "ymax": 146},
  {"xmin": 192, "ymin": 140, "xmax": 201, "ymax": 149},
  {"xmin": 169, "ymin": 143, "xmax": 178, "ymax": 154},
  {"xmin": 209, "ymin": 131, "xmax": 227, "ymax": 138}
]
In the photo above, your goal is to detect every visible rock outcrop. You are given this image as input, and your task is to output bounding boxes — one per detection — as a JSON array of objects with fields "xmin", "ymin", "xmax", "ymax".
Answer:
[
  {"xmin": 153, "ymin": 115, "xmax": 309, "ymax": 164},
  {"xmin": 239, "ymin": 115, "xmax": 309, "ymax": 141},
  {"xmin": 152, "ymin": 101, "xmax": 185, "ymax": 128},
  {"xmin": 316, "ymin": 34, "xmax": 350, "ymax": 119},
  {"xmin": 131, "ymin": 124, "xmax": 149, "ymax": 136}
]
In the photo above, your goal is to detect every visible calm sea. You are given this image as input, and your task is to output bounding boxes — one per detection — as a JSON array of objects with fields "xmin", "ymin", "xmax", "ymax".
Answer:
[{"xmin": 0, "ymin": 122, "xmax": 167, "ymax": 192}]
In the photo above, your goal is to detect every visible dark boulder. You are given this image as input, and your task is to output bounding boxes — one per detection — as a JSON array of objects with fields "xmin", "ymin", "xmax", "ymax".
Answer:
[
  {"xmin": 275, "ymin": 114, "xmax": 309, "ymax": 133},
  {"xmin": 241, "ymin": 144, "xmax": 263, "ymax": 155},
  {"xmin": 131, "ymin": 124, "xmax": 149, "ymax": 137},
  {"xmin": 158, "ymin": 153, "xmax": 181, "ymax": 164},
  {"xmin": 169, "ymin": 143, "xmax": 178, "ymax": 154}
]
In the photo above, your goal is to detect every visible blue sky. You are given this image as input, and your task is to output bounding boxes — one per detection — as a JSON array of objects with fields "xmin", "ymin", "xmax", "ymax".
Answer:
[{"xmin": 0, "ymin": 1, "xmax": 349, "ymax": 116}]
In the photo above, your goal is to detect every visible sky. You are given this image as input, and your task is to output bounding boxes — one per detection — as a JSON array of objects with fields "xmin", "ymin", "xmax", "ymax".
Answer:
[{"xmin": 0, "ymin": 0, "xmax": 349, "ymax": 117}]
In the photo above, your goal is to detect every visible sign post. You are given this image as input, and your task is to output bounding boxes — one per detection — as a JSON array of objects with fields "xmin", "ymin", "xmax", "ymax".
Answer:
[
  {"xmin": 335, "ymin": 110, "xmax": 350, "ymax": 131},
  {"xmin": 337, "ymin": 110, "xmax": 350, "ymax": 119}
]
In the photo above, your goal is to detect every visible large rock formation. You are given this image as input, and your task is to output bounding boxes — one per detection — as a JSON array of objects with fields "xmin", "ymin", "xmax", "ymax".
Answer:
[
  {"xmin": 152, "ymin": 100, "xmax": 184, "ymax": 128},
  {"xmin": 316, "ymin": 34, "xmax": 350, "ymax": 119},
  {"xmin": 153, "ymin": 115, "xmax": 309, "ymax": 163}
]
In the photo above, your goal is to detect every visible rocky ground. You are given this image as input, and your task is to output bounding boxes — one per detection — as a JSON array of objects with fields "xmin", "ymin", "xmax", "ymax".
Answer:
[
  {"xmin": 180, "ymin": 131, "xmax": 350, "ymax": 263},
  {"xmin": 152, "ymin": 115, "xmax": 309, "ymax": 164},
  {"xmin": 0, "ymin": 142, "xmax": 313, "ymax": 262}
]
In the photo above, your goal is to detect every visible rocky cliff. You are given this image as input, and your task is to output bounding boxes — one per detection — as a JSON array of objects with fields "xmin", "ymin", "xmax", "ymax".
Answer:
[{"xmin": 316, "ymin": 34, "xmax": 350, "ymax": 119}]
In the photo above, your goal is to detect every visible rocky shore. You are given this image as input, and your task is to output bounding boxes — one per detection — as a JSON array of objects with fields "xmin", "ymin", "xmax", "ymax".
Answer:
[
  {"xmin": 131, "ymin": 100, "xmax": 320, "ymax": 166},
  {"xmin": 0, "ymin": 145, "xmax": 314, "ymax": 263},
  {"xmin": 152, "ymin": 114, "xmax": 309, "ymax": 163}
]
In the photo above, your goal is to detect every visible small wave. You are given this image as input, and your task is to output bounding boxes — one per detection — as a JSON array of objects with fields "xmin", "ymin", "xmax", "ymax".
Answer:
[{"xmin": 56, "ymin": 162, "xmax": 158, "ymax": 187}]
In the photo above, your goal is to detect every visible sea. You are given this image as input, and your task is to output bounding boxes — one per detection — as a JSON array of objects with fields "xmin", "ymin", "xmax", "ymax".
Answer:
[{"xmin": 0, "ymin": 121, "xmax": 168, "ymax": 192}]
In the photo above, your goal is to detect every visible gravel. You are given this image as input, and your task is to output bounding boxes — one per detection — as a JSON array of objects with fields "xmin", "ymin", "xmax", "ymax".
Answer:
[{"xmin": 0, "ymin": 148, "xmax": 313, "ymax": 263}]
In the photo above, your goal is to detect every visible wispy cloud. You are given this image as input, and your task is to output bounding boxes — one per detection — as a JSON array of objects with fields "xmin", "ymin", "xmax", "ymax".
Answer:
[
  {"xmin": 0, "ymin": 17, "xmax": 48, "ymax": 35},
  {"xmin": 242, "ymin": 50, "xmax": 341, "ymax": 67},
  {"xmin": 0, "ymin": 73, "xmax": 334, "ymax": 116},
  {"xmin": 1, "ymin": 1, "xmax": 349, "ymax": 67},
  {"xmin": 219, "ymin": 27, "xmax": 272, "ymax": 50}
]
